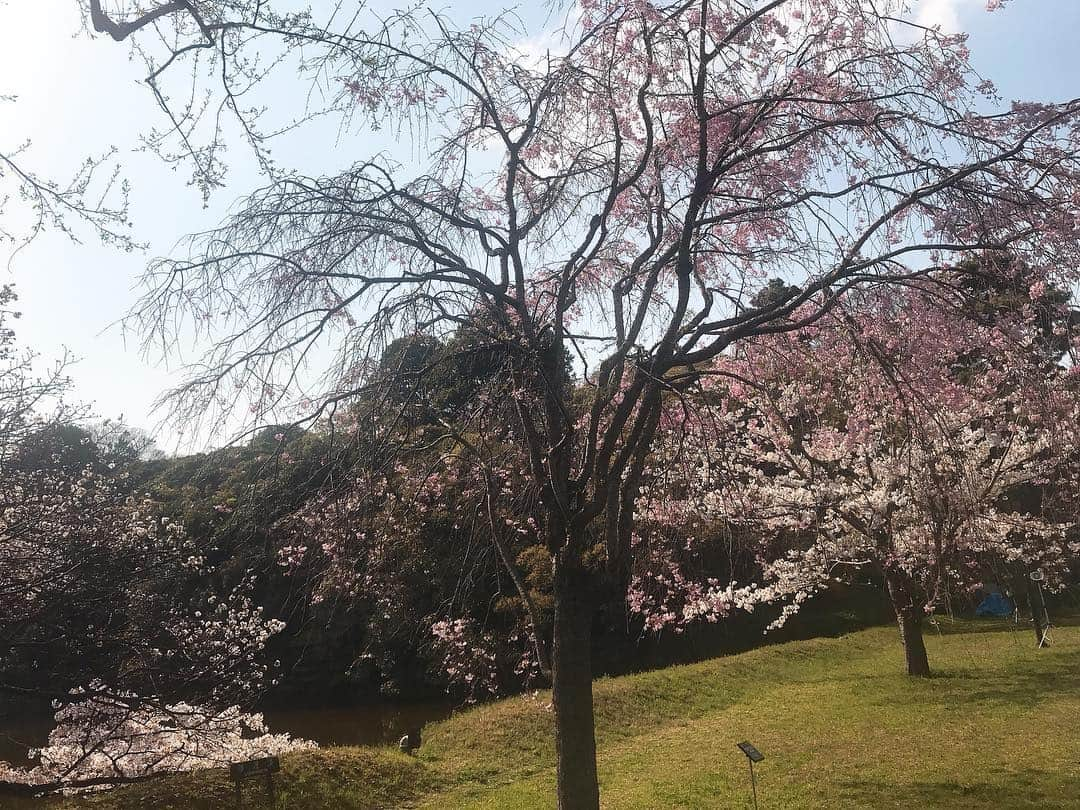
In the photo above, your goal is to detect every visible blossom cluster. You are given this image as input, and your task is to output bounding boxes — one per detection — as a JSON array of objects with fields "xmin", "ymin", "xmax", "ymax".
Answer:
[
  {"xmin": 630, "ymin": 277, "xmax": 1080, "ymax": 632},
  {"xmin": 0, "ymin": 686, "xmax": 313, "ymax": 789}
]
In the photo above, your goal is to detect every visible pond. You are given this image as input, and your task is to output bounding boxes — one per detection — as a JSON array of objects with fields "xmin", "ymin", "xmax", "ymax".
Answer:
[
  {"xmin": 0, "ymin": 700, "xmax": 455, "ymax": 765},
  {"xmin": 261, "ymin": 700, "xmax": 454, "ymax": 747}
]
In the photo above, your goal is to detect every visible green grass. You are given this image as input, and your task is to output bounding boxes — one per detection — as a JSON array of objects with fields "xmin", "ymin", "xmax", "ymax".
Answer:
[{"xmin": 33, "ymin": 619, "xmax": 1080, "ymax": 809}]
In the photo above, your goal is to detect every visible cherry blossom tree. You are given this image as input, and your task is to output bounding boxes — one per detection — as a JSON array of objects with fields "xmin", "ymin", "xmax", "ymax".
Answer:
[
  {"xmin": 0, "ymin": 309, "xmax": 304, "ymax": 794},
  {"xmin": 274, "ymin": 372, "xmax": 554, "ymax": 700},
  {"xmin": 105, "ymin": 1, "xmax": 1080, "ymax": 806},
  {"xmin": 0, "ymin": 423, "xmax": 312, "ymax": 794},
  {"xmin": 634, "ymin": 277, "xmax": 1080, "ymax": 676}
]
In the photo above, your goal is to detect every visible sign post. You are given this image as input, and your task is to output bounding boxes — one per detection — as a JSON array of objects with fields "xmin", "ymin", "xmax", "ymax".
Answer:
[{"xmin": 736, "ymin": 741, "xmax": 764, "ymax": 809}]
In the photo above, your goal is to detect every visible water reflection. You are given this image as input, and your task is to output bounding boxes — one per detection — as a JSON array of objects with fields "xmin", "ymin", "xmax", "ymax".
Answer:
[
  {"xmin": 261, "ymin": 700, "xmax": 454, "ymax": 747},
  {"xmin": 0, "ymin": 715, "xmax": 50, "ymax": 764},
  {"xmin": 0, "ymin": 700, "xmax": 455, "ymax": 765}
]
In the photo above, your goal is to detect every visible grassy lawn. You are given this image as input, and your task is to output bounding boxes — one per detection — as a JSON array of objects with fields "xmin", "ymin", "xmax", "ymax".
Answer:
[{"xmin": 31, "ymin": 619, "xmax": 1080, "ymax": 809}]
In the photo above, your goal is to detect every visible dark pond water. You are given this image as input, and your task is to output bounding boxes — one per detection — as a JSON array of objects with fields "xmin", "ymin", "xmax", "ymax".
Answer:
[
  {"xmin": 0, "ymin": 700, "xmax": 455, "ymax": 765},
  {"xmin": 262, "ymin": 700, "xmax": 454, "ymax": 747},
  {"xmin": 0, "ymin": 714, "xmax": 51, "ymax": 765}
]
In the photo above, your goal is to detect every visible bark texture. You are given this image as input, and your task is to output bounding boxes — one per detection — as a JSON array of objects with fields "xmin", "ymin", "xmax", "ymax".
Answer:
[
  {"xmin": 551, "ymin": 551, "xmax": 600, "ymax": 810},
  {"xmin": 885, "ymin": 568, "xmax": 931, "ymax": 677}
]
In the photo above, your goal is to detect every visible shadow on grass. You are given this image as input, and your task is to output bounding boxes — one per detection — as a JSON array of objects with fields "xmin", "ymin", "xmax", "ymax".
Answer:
[
  {"xmin": 836, "ymin": 770, "xmax": 1080, "ymax": 809},
  {"xmin": 924, "ymin": 647, "xmax": 1080, "ymax": 710},
  {"xmin": 837, "ymin": 631, "xmax": 1080, "ymax": 717},
  {"xmin": 928, "ymin": 611, "xmax": 1080, "ymax": 637}
]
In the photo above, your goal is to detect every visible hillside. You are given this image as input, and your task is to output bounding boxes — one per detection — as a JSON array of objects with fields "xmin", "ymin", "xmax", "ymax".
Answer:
[{"xmin": 38, "ymin": 620, "xmax": 1080, "ymax": 809}]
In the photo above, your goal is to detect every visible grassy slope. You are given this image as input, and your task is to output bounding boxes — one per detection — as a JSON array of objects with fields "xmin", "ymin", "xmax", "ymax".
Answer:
[{"xmin": 39, "ymin": 620, "xmax": 1080, "ymax": 810}]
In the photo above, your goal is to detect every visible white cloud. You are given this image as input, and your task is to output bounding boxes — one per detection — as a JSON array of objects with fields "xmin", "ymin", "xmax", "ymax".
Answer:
[
  {"xmin": 510, "ymin": 3, "xmax": 582, "ymax": 69},
  {"xmin": 915, "ymin": 0, "xmax": 978, "ymax": 32}
]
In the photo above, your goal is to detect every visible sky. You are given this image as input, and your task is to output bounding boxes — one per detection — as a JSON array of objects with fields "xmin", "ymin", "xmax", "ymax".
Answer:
[{"xmin": 1, "ymin": 0, "xmax": 1079, "ymax": 453}]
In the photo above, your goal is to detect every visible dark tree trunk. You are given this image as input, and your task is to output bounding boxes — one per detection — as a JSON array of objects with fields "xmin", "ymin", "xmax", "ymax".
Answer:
[
  {"xmin": 895, "ymin": 603, "xmax": 931, "ymax": 677},
  {"xmin": 552, "ymin": 550, "xmax": 600, "ymax": 810},
  {"xmin": 884, "ymin": 569, "xmax": 931, "ymax": 677},
  {"xmin": 1028, "ymin": 573, "xmax": 1049, "ymax": 648}
]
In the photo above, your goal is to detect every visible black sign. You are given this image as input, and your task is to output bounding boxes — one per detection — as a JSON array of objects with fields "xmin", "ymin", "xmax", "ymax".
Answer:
[
  {"xmin": 230, "ymin": 756, "xmax": 281, "ymax": 781},
  {"xmin": 737, "ymin": 741, "xmax": 764, "ymax": 763}
]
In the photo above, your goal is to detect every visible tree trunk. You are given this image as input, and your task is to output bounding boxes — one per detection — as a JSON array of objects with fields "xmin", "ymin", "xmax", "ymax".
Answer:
[
  {"xmin": 552, "ymin": 550, "xmax": 600, "ymax": 810},
  {"xmin": 1028, "ymin": 573, "xmax": 1049, "ymax": 648},
  {"xmin": 884, "ymin": 569, "xmax": 931, "ymax": 677}
]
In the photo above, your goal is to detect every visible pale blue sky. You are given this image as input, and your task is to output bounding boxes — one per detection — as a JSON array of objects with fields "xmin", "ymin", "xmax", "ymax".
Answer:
[{"xmin": 1, "ymin": 0, "xmax": 1078, "ymax": 452}]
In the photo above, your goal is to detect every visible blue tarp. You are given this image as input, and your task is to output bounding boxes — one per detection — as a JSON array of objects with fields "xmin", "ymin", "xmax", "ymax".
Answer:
[{"xmin": 975, "ymin": 592, "xmax": 1014, "ymax": 617}]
